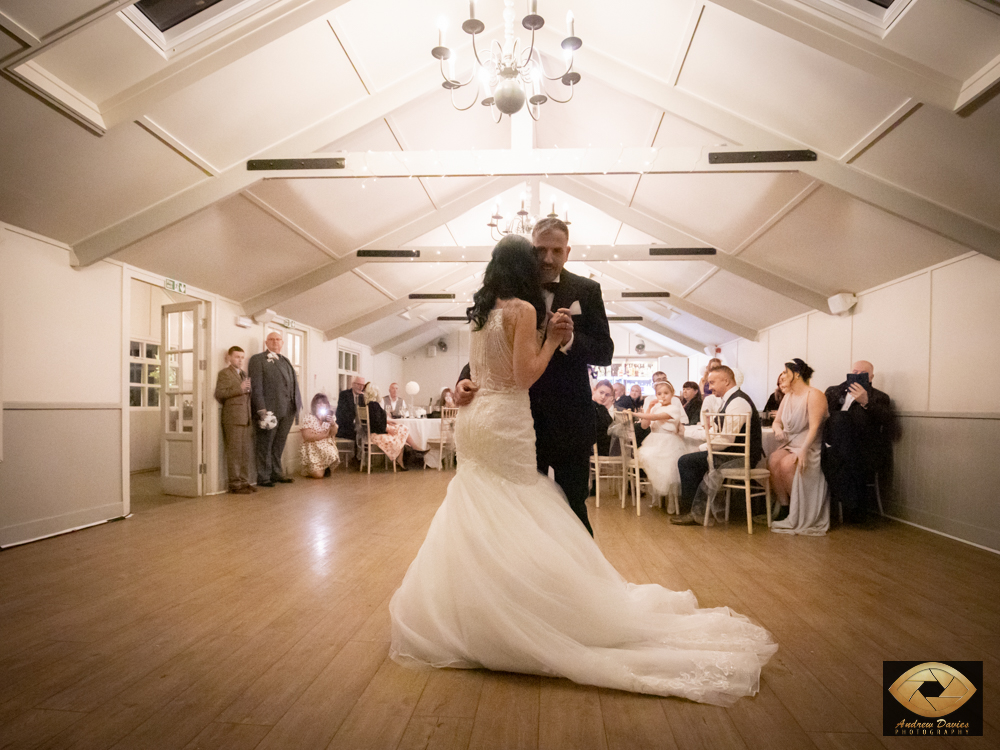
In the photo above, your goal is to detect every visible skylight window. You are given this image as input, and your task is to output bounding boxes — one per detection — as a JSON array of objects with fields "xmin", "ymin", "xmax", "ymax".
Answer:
[
  {"xmin": 795, "ymin": 0, "xmax": 914, "ymax": 37},
  {"xmin": 120, "ymin": 0, "xmax": 280, "ymax": 58},
  {"xmin": 134, "ymin": 0, "xmax": 230, "ymax": 33}
]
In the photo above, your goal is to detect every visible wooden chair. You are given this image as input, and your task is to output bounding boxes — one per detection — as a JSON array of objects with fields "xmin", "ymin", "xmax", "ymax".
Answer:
[
  {"xmin": 334, "ymin": 437, "xmax": 355, "ymax": 469},
  {"xmin": 356, "ymin": 404, "xmax": 394, "ymax": 474},
  {"xmin": 703, "ymin": 412, "xmax": 771, "ymax": 534},
  {"xmin": 424, "ymin": 407, "xmax": 458, "ymax": 471},
  {"xmin": 616, "ymin": 411, "xmax": 650, "ymax": 516},
  {"xmin": 589, "ymin": 442, "xmax": 623, "ymax": 507}
]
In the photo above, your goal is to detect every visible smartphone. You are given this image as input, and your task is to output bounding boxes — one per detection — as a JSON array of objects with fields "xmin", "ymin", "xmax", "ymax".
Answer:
[
  {"xmin": 846, "ymin": 372, "xmax": 871, "ymax": 390},
  {"xmin": 317, "ymin": 406, "xmax": 328, "ymax": 416}
]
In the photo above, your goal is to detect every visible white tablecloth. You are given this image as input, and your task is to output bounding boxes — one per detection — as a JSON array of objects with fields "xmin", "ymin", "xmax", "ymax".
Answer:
[
  {"xmin": 396, "ymin": 417, "xmax": 441, "ymax": 451},
  {"xmin": 396, "ymin": 418, "xmax": 444, "ymax": 468}
]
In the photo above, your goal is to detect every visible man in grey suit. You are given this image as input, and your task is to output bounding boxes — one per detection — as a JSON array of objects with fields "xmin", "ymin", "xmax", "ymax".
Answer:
[
  {"xmin": 248, "ymin": 331, "xmax": 302, "ymax": 487},
  {"xmin": 215, "ymin": 346, "xmax": 255, "ymax": 494}
]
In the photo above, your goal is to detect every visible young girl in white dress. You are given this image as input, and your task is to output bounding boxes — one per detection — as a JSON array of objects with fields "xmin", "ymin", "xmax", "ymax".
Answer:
[{"xmin": 636, "ymin": 381, "xmax": 688, "ymax": 502}]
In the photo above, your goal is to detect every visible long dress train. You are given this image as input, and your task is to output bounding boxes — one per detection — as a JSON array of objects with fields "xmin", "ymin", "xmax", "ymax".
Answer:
[
  {"xmin": 389, "ymin": 305, "xmax": 777, "ymax": 706},
  {"xmin": 771, "ymin": 391, "xmax": 829, "ymax": 536}
]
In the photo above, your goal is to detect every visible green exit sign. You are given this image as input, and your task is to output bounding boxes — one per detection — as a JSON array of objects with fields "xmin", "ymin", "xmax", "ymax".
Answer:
[{"xmin": 164, "ymin": 278, "xmax": 187, "ymax": 294}]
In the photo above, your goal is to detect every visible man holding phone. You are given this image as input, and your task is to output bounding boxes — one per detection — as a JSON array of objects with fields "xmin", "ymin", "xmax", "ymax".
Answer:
[{"xmin": 822, "ymin": 361, "xmax": 897, "ymax": 523}]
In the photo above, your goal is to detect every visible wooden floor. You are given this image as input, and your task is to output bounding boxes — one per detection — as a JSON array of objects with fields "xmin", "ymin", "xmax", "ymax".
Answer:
[{"xmin": 1, "ymin": 468, "xmax": 997, "ymax": 750}]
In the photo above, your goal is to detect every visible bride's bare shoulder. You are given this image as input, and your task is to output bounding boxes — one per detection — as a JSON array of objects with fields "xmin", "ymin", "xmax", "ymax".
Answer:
[{"xmin": 497, "ymin": 298, "xmax": 535, "ymax": 319}]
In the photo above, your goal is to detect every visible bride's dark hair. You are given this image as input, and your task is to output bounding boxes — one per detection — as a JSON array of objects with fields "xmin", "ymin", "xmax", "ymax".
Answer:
[{"xmin": 467, "ymin": 235, "xmax": 546, "ymax": 331}]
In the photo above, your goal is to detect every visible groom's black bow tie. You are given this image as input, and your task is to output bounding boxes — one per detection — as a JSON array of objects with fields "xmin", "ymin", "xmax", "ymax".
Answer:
[{"xmin": 543, "ymin": 281, "xmax": 560, "ymax": 292}]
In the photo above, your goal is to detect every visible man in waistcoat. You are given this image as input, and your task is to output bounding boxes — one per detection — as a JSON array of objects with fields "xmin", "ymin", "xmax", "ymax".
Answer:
[
  {"xmin": 671, "ymin": 365, "xmax": 762, "ymax": 525},
  {"xmin": 248, "ymin": 331, "xmax": 302, "ymax": 487}
]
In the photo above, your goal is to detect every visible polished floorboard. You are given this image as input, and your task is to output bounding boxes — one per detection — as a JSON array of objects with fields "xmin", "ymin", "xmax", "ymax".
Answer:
[{"xmin": 0, "ymin": 467, "xmax": 997, "ymax": 750}]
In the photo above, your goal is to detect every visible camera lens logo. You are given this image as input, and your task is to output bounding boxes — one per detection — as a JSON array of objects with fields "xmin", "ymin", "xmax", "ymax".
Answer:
[{"xmin": 887, "ymin": 662, "xmax": 977, "ymax": 718}]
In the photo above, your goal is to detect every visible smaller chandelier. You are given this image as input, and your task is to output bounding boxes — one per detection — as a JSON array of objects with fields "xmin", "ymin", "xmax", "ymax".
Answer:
[
  {"xmin": 488, "ymin": 192, "xmax": 570, "ymax": 241},
  {"xmin": 432, "ymin": 0, "xmax": 582, "ymax": 122}
]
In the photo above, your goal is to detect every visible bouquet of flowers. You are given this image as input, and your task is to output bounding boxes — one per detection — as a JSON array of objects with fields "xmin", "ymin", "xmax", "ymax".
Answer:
[{"xmin": 258, "ymin": 410, "xmax": 278, "ymax": 430}]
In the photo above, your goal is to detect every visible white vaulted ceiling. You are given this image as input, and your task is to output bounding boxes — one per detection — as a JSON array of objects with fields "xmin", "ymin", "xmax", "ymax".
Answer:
[{"xmin": 2, "ymin": 0, "xmax": 1000, "ymax": 357}]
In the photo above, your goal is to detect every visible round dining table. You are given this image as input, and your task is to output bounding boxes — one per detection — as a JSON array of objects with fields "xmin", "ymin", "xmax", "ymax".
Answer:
[{"xmin": 395, "ymin": 417, "xmax": 443, "ymax": 468}]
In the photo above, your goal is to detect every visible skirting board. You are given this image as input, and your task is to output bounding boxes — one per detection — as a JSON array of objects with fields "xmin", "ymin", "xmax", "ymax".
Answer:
[{"xmin": 0, "ymin": 505, "xmax": 125, "ymax": 548}]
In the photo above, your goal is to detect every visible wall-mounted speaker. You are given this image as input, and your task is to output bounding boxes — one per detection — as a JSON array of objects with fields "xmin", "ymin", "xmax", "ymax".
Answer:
[{"xmin": 828, "ymin": 293, "xmax": 858, "ymax": 315}]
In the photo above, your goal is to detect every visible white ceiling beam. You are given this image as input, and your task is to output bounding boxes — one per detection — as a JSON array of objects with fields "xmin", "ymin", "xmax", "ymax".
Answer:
[
  {"xmin": 373, "ymin": 320, "xmax": 456, "ymax": 356},
  {"xmin": 620, "ymin": 322, "xmax": 698, "ymax": 359},
  {"xmin": 585, "ymin": 262, "xmax": 758, "ymax": 341},
  {"xmin": 564, "ymin": 31, "xmax": 1000, "ymax": 260},
  {"xmin": 616, "ymin": 309, "xmax": 708, "ymax": 353},
  {"xmin": 552, "ymin": 176, "xmax": 829, "ymax": 312},
  {"xmin": 323, "ymin": 265, "xmax": 478, "ymax": 341},
  {"xmin": 70, "ymin": 64, "xmax": 443, "ymax": 267},
  {"xmin": 958, "ymin": 52, "xmax": 1000, "ymax": 111},
  {"xmin": 244, "ymin": 177, "xmax": 516, "ymax": 312},
  {"xmin": 706, "ymin": 0, "xmax": 957, "ymax": 109},
  {"xmin": 254, "ymin": 146, "xmax": 802, "ymax": 178}
]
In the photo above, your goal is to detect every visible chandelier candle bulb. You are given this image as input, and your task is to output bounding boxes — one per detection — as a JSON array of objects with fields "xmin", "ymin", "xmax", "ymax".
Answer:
[
  {"xmin": 470, "ymin": 0, "xmax": 476, "ymax": 19},
  {"xmin": 567, "ymin": 10, "xmax": 574, "ymax": 36},
  {"xmin": 531, "ymin": 0, "xmax": 538, "ymax": 12}
]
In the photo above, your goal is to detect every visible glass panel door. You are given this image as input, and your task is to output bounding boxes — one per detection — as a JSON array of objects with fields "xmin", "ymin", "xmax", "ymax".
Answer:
[{"xmin": 160, "ymin": 301, "xmax": 204, "ymax": 496}]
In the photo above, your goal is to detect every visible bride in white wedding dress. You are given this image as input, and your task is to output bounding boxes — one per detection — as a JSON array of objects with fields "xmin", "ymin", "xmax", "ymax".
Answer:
[{"xmin": 389, "ymin": 236, "xmax": 777, "ymax": 706}]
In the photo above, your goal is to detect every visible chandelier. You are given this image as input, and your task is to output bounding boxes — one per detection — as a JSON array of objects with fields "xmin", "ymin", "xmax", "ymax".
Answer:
[
  {"xmin": 488, "ymin": 190, "xmax": 570, "ymax": 241},
  {"xmin": 432, "ymin": 0, "xmax": 582, "ymax": 122}
]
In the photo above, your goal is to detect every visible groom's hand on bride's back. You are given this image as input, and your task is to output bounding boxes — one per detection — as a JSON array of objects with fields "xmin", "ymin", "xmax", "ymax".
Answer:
[{"xmin": 455, "ymin": 379, "xmax": 480, "ymax": 407}]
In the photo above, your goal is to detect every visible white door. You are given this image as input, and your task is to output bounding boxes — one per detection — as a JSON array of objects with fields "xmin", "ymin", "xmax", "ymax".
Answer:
[{"xmin": 160, "ymin": 301, "xmax": 205, "ymax": 496}]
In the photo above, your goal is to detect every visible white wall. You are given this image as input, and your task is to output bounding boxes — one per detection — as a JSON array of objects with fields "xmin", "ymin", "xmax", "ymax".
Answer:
[
  {"xmin": 717, "ymin": 251, "xmax": 1000, "ymax": 549},
  {"xmin": 400, "ymin": 328, "xmax": 470, "ymax": 410},
  {"xmin": 720, "ymin": 252, "xmax": 998, "ymax": 414},
  {"xmin": 0, "ymin": 224, "xmax": 125, "ymax": 546}
]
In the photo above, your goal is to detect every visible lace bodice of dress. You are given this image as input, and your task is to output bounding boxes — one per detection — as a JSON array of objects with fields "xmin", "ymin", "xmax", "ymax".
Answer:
[
  {"xmin": 456, "ymin": 304, "xmax": 538, "ymax": 484},
  {"xmin": 469, "ymin": 306, "xmax": 519, "ymax": 393}
]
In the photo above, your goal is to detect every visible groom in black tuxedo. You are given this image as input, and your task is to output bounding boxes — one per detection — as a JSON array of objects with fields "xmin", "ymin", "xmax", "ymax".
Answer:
[{"xmin": 458, "ymin": 218, "xmax": 614, "ymax": 535}]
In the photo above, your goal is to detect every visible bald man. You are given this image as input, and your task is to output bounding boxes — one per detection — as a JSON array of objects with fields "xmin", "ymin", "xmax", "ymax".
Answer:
[
  {"xmin": 822, "ymin": 361, "xmax": 897, "ymax": 523},
  {"xmin": 248, "ymin": 331, "xmax": 302, "ymax": 487}
]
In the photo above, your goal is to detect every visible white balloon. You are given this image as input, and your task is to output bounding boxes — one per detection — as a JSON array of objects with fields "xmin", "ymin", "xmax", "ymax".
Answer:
[{"xmin": 405, "ymin": 381, "xmax": 420, "ymax": 396}]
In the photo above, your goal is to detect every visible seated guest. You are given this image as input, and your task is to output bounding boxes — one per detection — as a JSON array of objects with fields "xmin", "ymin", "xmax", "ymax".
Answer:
[
  {"xmin": 637, "ymin": 381, "xmax": 687, "ymax": 501},
  {"xmin": 762, "ymin": 374, "xmax": 785, "ymax": 423},
  {"xmin": 438, "ymin": 388, "xmax": 456, "ymax": 410},
  {"xmin": 430, "ymin": 388, "xmax": 456, "ymax": 418},
  {"xmin": 680, "ymin": 381, "xmax": 702, "ymax": 425},
  {"xmin": 822, "ymin": 361, "xmax": 898, "ymax": 523},
  {"xmin": 768, "ymin": 359, "xmax": 829, "ymax": 533},
  {"xmin": 336, "ymin": 375, "xmax": 366, "ymax": 441},
  {"xmin": 641, "ymin": 371, "xmax": 670, "ymax": 412},
  {"xmin": 363, "ymin": 382, "xmax": 417, "ymax": 471},
  {"xmin": 699, "ymin": 357, "xmax": 722, "ymax": 397},
  {"xmin": 383, "ymin": 382, "xmax": 407, "ymax": 418},
  {"xmin": 614, "ymin": 382, "xmax": 637, "ymax": 411},
  {"xmin": 628, "ymin": 384, "xmax": 643, "ymax": 410},
  {"xmin": 300, "ymin": 393, "xmax": 340, "ymax": 478},
  {"xmin": 591, "ymin": 379, "xmax": 615, "ymax": 456},
  {"xmin": 672, "ymin": 365, "xmax": 762, "ymax": 526}
]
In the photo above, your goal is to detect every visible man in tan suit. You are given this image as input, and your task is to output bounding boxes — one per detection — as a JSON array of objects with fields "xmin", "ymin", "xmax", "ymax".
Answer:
[{"xmin": 215, "ymin": 346, "xmax": 254, "ymax": 495}]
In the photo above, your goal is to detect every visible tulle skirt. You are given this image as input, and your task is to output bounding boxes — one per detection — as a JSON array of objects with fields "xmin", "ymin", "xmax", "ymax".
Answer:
[
  {"xmin": 637, "ymin": 431, "xmax": 687, "ymax": 496},
  {"xmin": 389, "ymin": 459, "xmax": 777, "ymax": 705}
]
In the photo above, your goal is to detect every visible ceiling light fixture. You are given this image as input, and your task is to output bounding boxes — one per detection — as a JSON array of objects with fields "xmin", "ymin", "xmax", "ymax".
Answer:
[
  {"xmin": 432, "ymin": 0, "xmax": 582, "ymax": 122},
  {"xmin": 488, "ymin": 189, "xmax": 570, "ymax": 240}
]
